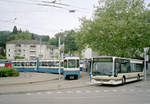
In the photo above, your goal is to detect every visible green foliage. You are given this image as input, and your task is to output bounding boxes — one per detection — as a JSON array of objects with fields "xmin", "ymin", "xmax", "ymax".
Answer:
[
  {"xmin": 8, "ymin": 31, "xmax": 32, "ymax": 41},
  {"xmin": 48, "ymin": 37, "xmax": 58, "ymax": 46},
  {"xmin": 0, "ymin": 31, "xmax": 11, "ymax": 48},
  {"xmin": 0, "ymin": 55, "xmax": 6, "ymax": 59},
  {"xmin": 14, "ymin": 56, "xmax": 24, "ymax": 60},
  {"xmin": 12, "ymin": 26, "xmax": 18, "ymax": 34},
  {"xmin": 0, "ymin": 67, "xmax": 19, "ymax": 77},
  {"xmin": 48, "ymin": 30, "xmax": 78, "ymax": 54},
  {"xmin": 76, "ymin": 0, "xmax": 150, "ymax": 58}
]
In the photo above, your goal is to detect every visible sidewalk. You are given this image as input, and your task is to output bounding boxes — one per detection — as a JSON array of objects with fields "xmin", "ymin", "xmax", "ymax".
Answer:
[
  {"xmin": 0, "ymin": 72, "xmax": 90, "ymax": 95},
  {"xmin": 0, "ymin": 72, "xmax": 59, "ymax": 86}
]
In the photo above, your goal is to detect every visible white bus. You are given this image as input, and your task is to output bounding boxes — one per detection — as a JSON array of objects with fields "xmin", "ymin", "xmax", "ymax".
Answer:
[
  {"xmin": 91, "ymin": 56, "xmax": 144, "ymax": 85},
  {"xmin": 63, "ymin": 56, "xmax": 80, "ymax": 79}
]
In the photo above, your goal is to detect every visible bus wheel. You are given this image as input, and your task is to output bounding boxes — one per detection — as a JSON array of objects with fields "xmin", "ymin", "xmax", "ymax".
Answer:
[
  {"xmin": 122, "ymin": 77, "xmax": 126, "ymax": 85},
  {"xmin": 137, "ymin": 75, "xmax": 140, "ymax": 81}
]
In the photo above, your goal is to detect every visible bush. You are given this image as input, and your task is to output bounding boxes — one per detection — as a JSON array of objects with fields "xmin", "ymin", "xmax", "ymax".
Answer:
[{"xmin": 0, "ymin": 67, "xmax": 19, "ymax": 77}]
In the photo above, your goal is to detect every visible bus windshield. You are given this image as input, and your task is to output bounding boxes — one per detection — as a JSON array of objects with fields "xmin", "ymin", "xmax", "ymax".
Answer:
[{"xmin": 92, "ymin": 62, "xmax": 113, "ymax": 76}]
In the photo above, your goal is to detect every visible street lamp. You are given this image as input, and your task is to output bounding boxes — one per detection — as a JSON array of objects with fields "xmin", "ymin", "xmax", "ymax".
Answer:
[{"xmin": 144, "ymin": 47, "xmax": 149, "ymax": 81}]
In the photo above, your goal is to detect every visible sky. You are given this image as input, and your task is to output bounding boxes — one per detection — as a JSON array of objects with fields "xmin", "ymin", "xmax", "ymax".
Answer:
[
  {"xmin": 0, "ymin": 0, "xmax": 98, "ymax": 37},
  {"xmin": 0, "ymin": 0, "xmax": 149, "ymax": 37}
]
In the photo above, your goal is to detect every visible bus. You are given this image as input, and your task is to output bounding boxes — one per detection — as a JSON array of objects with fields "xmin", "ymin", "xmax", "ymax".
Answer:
[
  {"xmin": 63, "ymin": 56, "xmax": 80, "ymax": 79},
  {"xmin": 91, "ymin": 56, "xmax": 144, "ymax": 85}
]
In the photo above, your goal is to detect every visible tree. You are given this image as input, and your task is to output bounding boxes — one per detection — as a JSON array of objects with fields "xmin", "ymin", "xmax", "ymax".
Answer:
[
  {"xmin": 48, "ymin": 30, "xmax": 78, "ymax": 54},
  {"xmin": 8, "ymin": 31, "xmax": 32, "ymax": 41},
  {"xmin": 12, "ymin": 26, "xmax": 18, "ymax": 34},
  {"xmin": 76, "ymin": 0, "xmax": 150, "ymax": 58}
]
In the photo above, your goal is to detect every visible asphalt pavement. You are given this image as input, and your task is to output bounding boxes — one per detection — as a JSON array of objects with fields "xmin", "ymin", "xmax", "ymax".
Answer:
[
  {"xmin": 0, "ymin": 71, "xmax": 90, "ymax": 94},
  {"xmin": 0, "ymin": 72, "xmax": 150, "ymax": 95}
]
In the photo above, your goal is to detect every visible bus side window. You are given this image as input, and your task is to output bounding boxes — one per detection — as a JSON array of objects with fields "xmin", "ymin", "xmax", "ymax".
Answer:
[
  {"xmin": 121, "ymin": 63, "xmax": 127, "ymax": 73},
  {"xmin": 136, "ymin": 64, "xmax": 143, "ymax": 72},
  {"xmin": 127, "ymin": 63, "xmax": 131, "ymax": 73},
  {"xmin": 115, "ymin": 63, "xmax": 121, "ymax": 73}
]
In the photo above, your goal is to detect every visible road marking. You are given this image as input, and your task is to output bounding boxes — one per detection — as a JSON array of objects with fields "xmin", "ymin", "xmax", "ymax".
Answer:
[
  {"xmin": 37, "ymin": 92, "xmax": 41, "ymax": 95},
  {"xmin": 46, "ymin": 92, "xmax": 52, "ymax": 94},
  {"xmin": 56, "ymin": 91, "xmax": 63, "ymax": 94},
  {"xmin": 104, "ymin": 90, "xmax": 109, "ymax": 92},
  {"xmin": 85, "ymin": 90, "xmax": 91, "ymax": 93},
  {"xmin": 112, "ymin": 89, "xmax": 117, "ymax": 92},
  {"xmin": 130, "ymin": 89, "xmax": 134, "ymax": 92},
  {"xmin": 66, "ymin": 91, "xmax": 73, "ymax": 94},
  {"xmin": 95, "ymin": 90, "xmax": 101, "ymax": 93},
  {"xmin": 26, "ymin": 93, "xmax": 32, "ymax": 95},
  {"xmin": 76, "ymin": 90, "xmax": 82, "ymax": 93}
]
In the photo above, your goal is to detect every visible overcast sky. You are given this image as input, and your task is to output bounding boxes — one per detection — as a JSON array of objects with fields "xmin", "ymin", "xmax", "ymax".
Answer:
[
  {"xmin": 0, "ymin": 0, "xmax": 149, "ymax": 37},
  {"xmin": 0, "ymin": 0, "xmax": 98, "ymax": 37}
]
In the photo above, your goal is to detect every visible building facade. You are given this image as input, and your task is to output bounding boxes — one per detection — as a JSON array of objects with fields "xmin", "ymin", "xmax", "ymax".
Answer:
[
  {"xmin": 6, "ymin": 40, "xmax": 59, "ymax": 60},
  {"xmin": 81, "ymin": 46, "xmax": 99, "ymax": 59}
]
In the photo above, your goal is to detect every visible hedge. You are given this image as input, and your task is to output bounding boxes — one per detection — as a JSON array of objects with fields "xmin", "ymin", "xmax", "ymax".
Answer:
[{"xmin": 0, "ymin": 67, "xmax": 19, "ymax": 77}]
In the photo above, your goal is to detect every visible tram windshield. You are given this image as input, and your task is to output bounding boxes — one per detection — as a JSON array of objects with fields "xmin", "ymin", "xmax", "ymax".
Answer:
[{"xmin": 64, "ymin": 59, "xmax": 79, "ymax": 68}]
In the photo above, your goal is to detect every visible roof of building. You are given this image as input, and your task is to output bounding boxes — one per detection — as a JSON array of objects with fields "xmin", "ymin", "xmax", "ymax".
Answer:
[
  {"xmin": 7, "ymin": 40, "xmax": 44, "ymax": 44},
  {"xmin": 6, "ymin": 40, "xmax": 57, "ymax": 49}
]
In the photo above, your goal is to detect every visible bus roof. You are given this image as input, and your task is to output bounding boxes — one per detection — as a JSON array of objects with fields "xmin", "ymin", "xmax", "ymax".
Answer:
[
  {"xmin": 92, "ymin": 56, "xmax": 129, "ymax": 60},
  {"xmin": 130, "ymin": 59, "xmax": 143, "ymax": 64}
]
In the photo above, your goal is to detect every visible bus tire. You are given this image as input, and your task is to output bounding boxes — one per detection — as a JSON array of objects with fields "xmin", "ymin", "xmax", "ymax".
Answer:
[
  {"xmin": 137, "ymin": 75, "xmax": 140, "ymax": 81},
  {"xmin": 122, "ymin": 77, "xmax": 126, "ymax": 85}
]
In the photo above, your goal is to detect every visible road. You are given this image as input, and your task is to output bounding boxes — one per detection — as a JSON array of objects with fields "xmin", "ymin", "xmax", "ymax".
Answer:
[{"xmin": 0, "ymin": 80, "xmax": 150, "ymax": 104}]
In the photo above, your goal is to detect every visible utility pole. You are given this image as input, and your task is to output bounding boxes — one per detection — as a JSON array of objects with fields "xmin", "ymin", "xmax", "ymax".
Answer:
[
  {"xmin": 144, "ymin": 47, "xmax": 149, "ymax": 81},
  {"xmin": 58, "ymin": 37, "xmax": 61, "ymax": 80}
]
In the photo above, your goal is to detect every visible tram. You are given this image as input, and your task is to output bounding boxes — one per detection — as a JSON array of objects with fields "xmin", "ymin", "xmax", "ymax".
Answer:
[
  {"xmin": 12, "ymin": 59, "xmax": 63, "ymax": 74},
  {"xmin": 63, "ymin": 56, "xmax": 80, "ymax": 79}
]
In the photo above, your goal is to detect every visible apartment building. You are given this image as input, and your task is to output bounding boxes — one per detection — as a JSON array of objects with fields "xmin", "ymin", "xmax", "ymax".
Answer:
[{"xmin": 6, "ymin": 40, "xmax": 59, "ymax": 60}]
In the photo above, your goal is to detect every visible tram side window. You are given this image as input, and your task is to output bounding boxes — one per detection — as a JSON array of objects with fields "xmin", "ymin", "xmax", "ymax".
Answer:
[
  {"xmin": 16, "ymin": 62, "xmax": 21, "ymax": 66},
  {"xmin": 48, "ymin": 62, "xmax": 53, "ymax": 67},
  {"xmin": 21, "ymin": 62, "xmax": 24, "ymax": 66},
  {"xmin": 30, "ymin": 62, "xmax": 36, "ymax": 66},
  {"xmin": 64, "ymin": 60, "xmax": 67, "ymax": 68}
]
